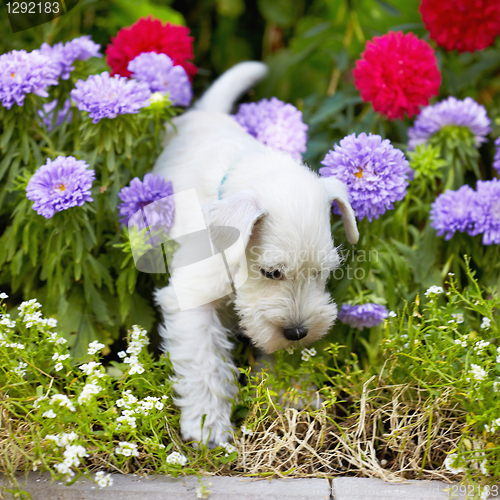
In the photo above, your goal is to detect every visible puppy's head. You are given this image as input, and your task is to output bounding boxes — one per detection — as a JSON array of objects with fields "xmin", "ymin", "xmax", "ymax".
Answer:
[{"xmin": 204, "ymin": 170, "xmax": 358, "ymax": 353}]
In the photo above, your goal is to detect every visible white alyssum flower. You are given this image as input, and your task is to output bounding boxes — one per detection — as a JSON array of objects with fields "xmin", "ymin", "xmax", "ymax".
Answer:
[
  {"xmin": 22, "ymin": 311, "xmax": 45, "ymax": 329},
  {"xmin": 95, "ymin": 471, "xmax": 113, "ymax": 488},
  {"xmin": 0, "ymin": 292, "xmax": 8, "ymax": 299},
  {"xmin": 121, "ymin": 325, "xmax": 149, "ymax": 375},
  {"xmin": 54, "ymin": 363, "xmax": 63, "ymax": 372},
  {"xmin": 480, "ymin": 459, "xmax": 489, "ymax": 476},
  {"xmin": 137, "ymin": 396, "xmax": 163, "ymax": 414},
  {"xmin": 60, "ymin": 444, "xmax": 88, "ymax": 473},
  {"xmin": 5, "ymin": 343, "xmax": 25, "ymax": 349},
  {"xmin": 451, "ymin": 313, "xmax": 464, "ymax": 324},
  {"xmin": 43, "ymin": 409, "xmax": 57, "ymax": 418},
  {"xmin": 33, "ymin": 396, "xmax": 46, "ymax": 408},
  {"xmin": 46, "ymin": 432, "xmax": 78, "ymax": 447},
  {"xmin": 115, "ymin": 441, "xmax": 139, "ymax": 457},
  {"xmin": 116, "ymin": 415, "xmax": 137, "ymax": 429},
  {"xmin": 117, "ymin": 351, "xmax": 127, "ymax": 358},
  {"xmin": 484, "ymin": 418, "xmax": 500, "ymax": 434},
  {"xmin": 54, "ymin": 461, "xmax": 74, "ymax": 477},
  {"xmin": 79, "ymin": 361, "xmax": 105, "ymax": 379},
  {"xmin": 467, "ymin": 364, "xmax": 487, "ymax": 382},
  {"xmin": 50, "ymin": 394, "xmax": 76, "ymax": 412},
  {"xmin": 78, "ymin": 383, "xmax": 102, "ymax": 404},
  {"xmin": 301, "ymin": 347, "xmax": 317, "ymax": 362},
  {"xmin": 454, "ymin": 338, "xmax": 467, "ymax": 348},
  {"xmin": 494, "ymin": 380, "xmax": 500, "ymax": 392},
  {"xmin": 47, "ymin": 318, "xmax": 57, "ymax": 327},
  {"xmin": 12, "ymin": 362, "xmax": 28, "ymax": 377},
  {"xmin": 0, "ymin": 315, "xmax": 15, "ymax": 329},
  {"xmin": 46, "ymin": 331, "xmax": 67, "ymax": 344},
  {"xmin": 127, "ymin": 356, "xmax": 145, "ymax": 375},
  {"xmin": 52, "ymin": 353, "xmax": 70, "ymax": 362},
  {"xmin": 388, "ymin": 311, "xmax": 397, "ymax": 318},
  {"xmin": 481, "ymin": 317, "xmax": 491, "ymax": 330},
  {"xmin": 424, "ymin": 286, "xmax": 443, "ymax": 297},
  {"xmin": 474, "ymin": 340, "xmax": 490, "ymax": 354},
  {"xmin": 116, "ymin": 390, "xmax": 138, "ymax": 409},
  {"xmin": 443, "ymin": 453, "xmax": 465, "ymax": 474},
  {"xmin": 219, "ymin": 442, "xmax": 237, "ymax": 457},
  {"xmin": 166, "ymin": 452, "xmax": 187, "ymax": 466},
  {"xmin": 240, "ymin": 425, "xmax": 254, "ymax": 436},
  {"xmin": 18, "ymin": 299, "xmax": 41, "ymax": 315},
  {"xmin": 87, "ymin": 340, "xmax": 106, "ymax": 355}
]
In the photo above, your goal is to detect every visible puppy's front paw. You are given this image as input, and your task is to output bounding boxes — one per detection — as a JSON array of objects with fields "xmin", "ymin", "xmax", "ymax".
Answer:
[{"xmin": 181, "ymin": 417, "xmax": 233, "ymax": 448}]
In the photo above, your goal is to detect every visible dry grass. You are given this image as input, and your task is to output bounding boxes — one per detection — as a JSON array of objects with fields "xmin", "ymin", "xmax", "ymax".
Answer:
[{"xmin": 229, "ymin": 381, "xmax": 466, "ymax": 482}]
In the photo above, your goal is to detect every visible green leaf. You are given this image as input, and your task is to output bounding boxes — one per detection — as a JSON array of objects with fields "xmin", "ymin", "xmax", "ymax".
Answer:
[
  {"xmin": 375, "ymin": 0, "xmax": 401, "ymax": 17},
  {"xmin": 21, "ymin": 131, "xmax": 30, "ymax": 164},
  {"xmin": 74, "ymin": 231, "xmax": 84, "ymax": 264},
  {"xmin": 309, "ymin": 93, "xmax": 362, "ymax": 127},
  {"xmin": 0, "ymin": 119, "xmax": 15, "ymax": 149},
  {"xmin": 258, "ymin": 0, "xmax": 298, "ymax": 27},
  {"xmin": 125, "ymin": 292, "xmax": 155, "ymax": 331},
  {"xmin": 108, "ymin": 0, "xmax": 184, "ymax": 31},
  {"xmin": 106, "ymin": 148, "xmax": 115, "ymax": 172},
  {"xmin": 11, "ymin": 248, "xmax": 24, "ymax": 276}
]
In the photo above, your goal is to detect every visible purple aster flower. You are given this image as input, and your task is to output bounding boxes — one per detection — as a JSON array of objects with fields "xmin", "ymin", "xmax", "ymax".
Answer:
[
  {"xmin": 70, "ymin": 72, "xmax": 151, "ymax": 123},
  {"xmin": 127, "ymin": 52, "xmax": 192, "ymax": 106},
  {"xmin": 26, "ymin": 156, "xmax": 95, "ymax": 219},
  {"xmin": 430, "ymin": 185, "xmax": 477, "ymax": 240},
  {"xmin": 233, "ymin": 97, "xmax": 308, "ymax": 160},
  {"xmin": 319, "ymin": 133, "xmax": 411, "ymax": 221},
  {"xmin": 470, "ymin": 179, "xmax": 500, "ymax": 245},
  {"xmin": 118, "ymin": 173, "xmax": 174, "ymax": 232},
  {"xmin": 0, "ymin": 49, "xmax": 59, "ymax": 109},
  {"xmin": 40, "ymin": 36, "xmax": 101, "ymax": 80},
  {"xmin": 38, "ymin": 99, "xmax": 73, "ymax": 131},
  {"xmin": 408, "ymin": 97, "xmax": 491, "ymax": 150},
  {"xmin": 338, "ymin": 303, "xmax": 388, "ymax": 330},
  {"xmin": 493, "ymin": 137, "xmax": 500, "ymax": 175}
]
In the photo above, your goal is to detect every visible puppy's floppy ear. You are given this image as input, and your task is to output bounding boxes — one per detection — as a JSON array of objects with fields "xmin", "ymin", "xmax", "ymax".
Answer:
[
  {"xmin": 321, "ymin": 176, "xmax": 359, "ymax": 244},
  {"xmin": 203, "ymin": 190, "xmax": 265, "ymax": 270}
]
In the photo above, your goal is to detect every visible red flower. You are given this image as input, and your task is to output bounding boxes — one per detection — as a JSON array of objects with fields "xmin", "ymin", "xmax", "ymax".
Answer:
[
  {"xmin": 420, "ymin": 0, "xmax": 500, "ymax": 53},
  {"xmin": 105, "ymin": 16, "xmax": 197, "ymax": 79},
  {"xmin": 353, "ymin": 31, "xmax": 441, "ymax": 121}
]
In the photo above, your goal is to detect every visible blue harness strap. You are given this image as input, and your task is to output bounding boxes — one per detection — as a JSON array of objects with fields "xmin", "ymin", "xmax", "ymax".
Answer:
[{"xmin": 218, "ymin": 167, "xmax": 232, "ymax": 200}]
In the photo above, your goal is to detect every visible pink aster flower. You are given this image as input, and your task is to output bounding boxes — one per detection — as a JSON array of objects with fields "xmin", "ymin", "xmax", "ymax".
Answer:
[{"xmin": 353, "ymin": 31, "xmax": 441, "ymax": 120}]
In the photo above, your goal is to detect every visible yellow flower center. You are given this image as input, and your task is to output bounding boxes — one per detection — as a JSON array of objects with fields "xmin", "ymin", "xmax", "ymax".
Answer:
[
  {"xmin": 54, "ymin": 183, "xmax": 66, "ymax": 192},
  {"xmin": 355, "ymin": 164, "xmax": 375, "ymax": 179},
  {"xmin": 11, "ymin": 72, "xmax": 15, "ymax": 78}
]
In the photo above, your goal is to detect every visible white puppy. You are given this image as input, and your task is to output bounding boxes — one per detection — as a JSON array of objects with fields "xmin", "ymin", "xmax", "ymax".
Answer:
[{"xmin": 152, "ymin": 62, "xmax": 358, "ymax": 447}]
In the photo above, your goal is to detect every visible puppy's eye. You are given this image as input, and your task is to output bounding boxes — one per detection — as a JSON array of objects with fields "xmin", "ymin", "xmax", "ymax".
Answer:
[{"xmin": 261, "ymin": 268, "xmax": 284, "ymax": 280}]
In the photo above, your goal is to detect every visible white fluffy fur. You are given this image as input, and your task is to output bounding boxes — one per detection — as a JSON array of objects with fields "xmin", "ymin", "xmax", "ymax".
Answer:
[{"xmin": 152, "ymin": 62, "xmax": 358, "ymax": 446}]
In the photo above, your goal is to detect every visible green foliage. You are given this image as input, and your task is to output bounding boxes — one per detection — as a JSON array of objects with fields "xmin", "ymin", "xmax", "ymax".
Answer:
[
  {"xmin": 0, "ymin": 56, "xmax": 179, "ymax": 357},
  {"xmin": 0, "ymin": 298, "xmax": 238, "ymax": 494},
  {"xmin": 2, "ymin": 271, "xmax": 498, "ymax": 491}
]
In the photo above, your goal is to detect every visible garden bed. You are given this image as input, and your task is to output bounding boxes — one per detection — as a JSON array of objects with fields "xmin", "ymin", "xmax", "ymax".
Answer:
[{"xmin": 1, "ymin": 0, "xmax": 500, "ymax": 497}]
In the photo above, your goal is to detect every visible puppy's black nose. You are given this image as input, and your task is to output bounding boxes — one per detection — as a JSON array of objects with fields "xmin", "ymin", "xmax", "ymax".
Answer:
[{"xmin": 283, "ymin": 327, "xmax": 308, "ymax": 341}]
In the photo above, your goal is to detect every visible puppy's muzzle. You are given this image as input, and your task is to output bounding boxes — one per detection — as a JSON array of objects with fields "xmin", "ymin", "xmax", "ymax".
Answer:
[{"xmin": 283, "ymin": 327, "xmax": 308, "ymax": 341}]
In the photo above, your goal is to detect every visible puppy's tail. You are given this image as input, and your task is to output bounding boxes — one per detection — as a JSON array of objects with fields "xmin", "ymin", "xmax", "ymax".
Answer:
[{"xmin": 194, "ymin": 61, "xmax": 268, "ymax": 114}]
